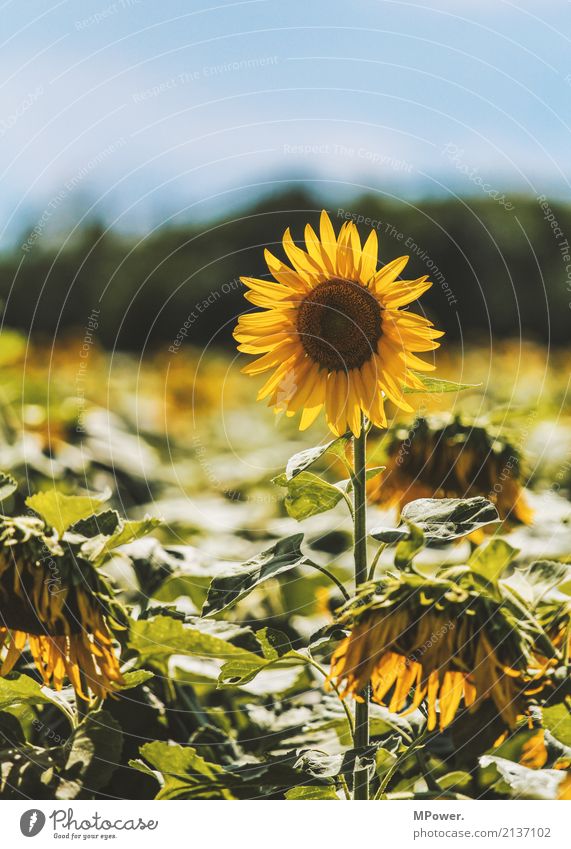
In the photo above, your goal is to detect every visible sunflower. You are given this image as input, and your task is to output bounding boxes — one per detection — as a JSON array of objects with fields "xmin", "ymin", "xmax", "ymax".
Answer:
[
  {"xmin": 234, "ymin": 212, "xmax": 443, "ymax": 436},
  {"xmin": 0, "ymin": 515, "xmax": 124, "ymax": 701},
  {"xmin": 368, "ymin": 414, "xmax": 533, "ymax": 526},
  {"xmin": 328, "ymin": 569, "xmax": 546, "ymax": 730}
]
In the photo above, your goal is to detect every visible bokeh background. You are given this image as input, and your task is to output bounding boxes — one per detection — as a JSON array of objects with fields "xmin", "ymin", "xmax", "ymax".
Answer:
[{"xmin": 0, "ymin": 0, "xmax": 570, "ymax": 548}]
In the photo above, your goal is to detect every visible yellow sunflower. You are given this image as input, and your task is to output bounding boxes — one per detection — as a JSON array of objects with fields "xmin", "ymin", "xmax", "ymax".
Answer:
[
  {"xmin": 328, "ymin": 570, "xmax": 547, "ymax": 731},
  {"xmin": 234, "ymin": 211, "xmax": 443, "ymax": 436},
  {"xmin": 368, "ymin": 414, "xmax": 533, "ymax": 526},
  {"xmin": 0, "ymin": 515, "xmax": 124, "ymax": 702}
]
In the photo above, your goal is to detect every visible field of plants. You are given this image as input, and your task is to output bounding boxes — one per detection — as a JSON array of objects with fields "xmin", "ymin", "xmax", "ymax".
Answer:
[
  {"xmin": 0, "ymin": 204, "xmax": 571, "ymax": 801},
  {"xmin": 0, "ymin": 300, "xmax": 570, "ymax": 801}
]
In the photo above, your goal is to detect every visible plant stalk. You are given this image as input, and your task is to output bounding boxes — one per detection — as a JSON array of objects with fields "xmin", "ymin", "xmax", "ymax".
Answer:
[
  {"xmin": 353, "ymin": 415, "xmax": 370, "ymax": 800},
  {"xmin": 75, "ymin": 671, "xmax": 91, "ymax": 721}
]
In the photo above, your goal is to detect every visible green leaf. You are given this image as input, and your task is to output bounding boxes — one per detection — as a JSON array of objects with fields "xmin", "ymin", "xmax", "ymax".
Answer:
[
  {"xmin": 217, "ymin": 653, "xmax": 301, "ymax": 689},
  {"xmin": 543, "ymin": 705, "xmax": 571, "ymax": 748},
  {"xmin": 70, "ymin": 509, "xmax": 121, "ymax": 537},
  {"xmin": 285, "ymin": 435, "xmax": 349, "ymax": 480},
  {"xmin": 285, "ymin": 785, "xmax": 339, "ymax": 799},
  {"xmin": 257, "ymin": 627, "xmax": 294, "ymax": 660},
  {"xmin": 308, "ymin": 623, "xmax": 348, "ymax": 652},
  {"xmin": 404, "ymin": 375, "xmax": 480, "ymax": 394},
  {"xmin": 478, "ymin": 755, "xmax": 566, "ymax": 800},
  {"xmin": 202, "ymin": 534, "xmax": 306, "ymax": 616},
  {"xmin": 0, "ymin": 472, "xmax": 17, "ymax": 502},
  {"xmin": 400, "ymin": 496, "xmax": 499, "ymax": 541},
  {"xmin": 135, "ymin": 741, "xmax": 234, "ymax": 800},
  {"xmin": 129, "ymin": 614, "xmax": 262, "ymax": 673},
  {"xmin": 0, "ymin": 674, "xmax": 76, "ymax": 725},
  {"xmin": 501, "ymin": 560, "xmax": 571, "ymax": 609},
  {"xmin": 439, "ymin": 771, "xmax": 473, "ymax": 792},
  {"xmin": 26, "ymin": 489, "xmax": 111, "ymax": 536},
  {"xmin": 468, "ymin": 539, "xmax": 519, "ymax": 583},
  {"xmin": 294, "ymin": 747, "xmax": 377, "ymax": 779},
  {"xmin": 370, "ymin": 526, "xmax": 412, "ymax": 544},
  {"xmin": 395, "ymin": 522, "xmax": 425, "ymax": 567},
  {"xmin": 0, "ymin": 674, "xmax": 55, "ymax": 711},
  {"xmin": 83, "ymin": 516, "xmax": 162, "ymax": 563},
  {"xmin": 115, "ymin": 669, "xmax": 154, "ymax": 690},
  {"xmin": 337, "ymin": 466, "xmax": 385, "ymax": 493},
  {"xmin": 56, "ymin": 710, "xmax": 123, "ymax": 800},
  {"xmin": 305, "ymin": 698, "xmax": 421, "ymax": 743},
  {"xmin": 217, "ymin": 630, "xmax": 299, "ymax": 688},
  {"xmin": 273, "ymin": 472, "xmax": 344, "ymax": 521}
]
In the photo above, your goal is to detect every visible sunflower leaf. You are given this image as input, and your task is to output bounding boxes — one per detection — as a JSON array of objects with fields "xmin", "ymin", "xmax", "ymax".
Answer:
[
  {"xmin": 369, "ymin": 526, "xmax": 411, "ymax": 544},
  {"xmin": 0, "ymin": 673, "xmax": 59, "ymax": 711},
  {"xmin": 0, "ymin": 472, "xmax": 17, "ymax": 502},
  {"xmin": 26, "ymin": 489, "xmax": 111, "ymax": 537},
  {"xmin": 478, "ymin": 755, "xmax": 566, "ymax": 800},
  {"xmin": 114, "ymin": 669, "xmax": 155, "ymax": 690},
  {"xmin": 81, "ymin": 516, "xmax": 162, "ymax": 564},
  {"xmin": 500, "ymin": 560, "xmax": 571, "ymax": 609},
  {"xmin": 135, "ymin": 741, "xmax": 234, "ymax": 800},
  {"xmin": 285, "ymin": 435, "xmax": 350, "ymax": 480},
  {"xmin": 337, "ymin": 466, "xmax": 385, "ymax": 493},
  {"xmin": 404, "ymin": 375, "xmax": 481, "ymax": 394},
  {"xmin": 400, "ymin": 496, "xmax": 500, "ymax": 540},
  {"xmin": 217, "ymin": 651, "xmax": 302, "ymax": 689},
  {"xmin": 273, "ymin": 472, "xmax": 344, "ymax": 521},
  {"xmin": 468, "ymin": 539, "xmax": 519, "ymax": 583},
  {"xmin": 543, "ymin": 705, "xmax": 571, "ymax": 749},
  {"xmin": 69, "ymin": 509, "xmax": 121, "ymax": 537},
  {"xmin": 395, "ymin": 522, "xmax": 425, "ymax": 567},
  {"xmin": 285, "ymin": 785, "xmax": 339, "ymax": 800},
  {"xmin": 56, "ymin": 710, "xmax": 123, "ymax": 800},
  {"xmin": 129, "ymin": 614, "xmax": 263, "ymax": 673},
  {"xmin": 202, "ymin": 534, "xmax": 306, "ymax": 616}
]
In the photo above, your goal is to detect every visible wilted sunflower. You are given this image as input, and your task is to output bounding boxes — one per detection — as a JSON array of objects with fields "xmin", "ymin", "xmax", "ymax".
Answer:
[
  {"xmin": 234, "ymin": 211, "xmax": 443, "ymax": 436},
  {"xmin": 0, "ymin": 515, "xmax": 124, "ymax": 701},
  {"xmin": 368, "ymin": 414, "xmax": 533, "ymax": 526},
  {"xmin": 328, "ymin": 568, "xmax": 546, "ymax": 730}
]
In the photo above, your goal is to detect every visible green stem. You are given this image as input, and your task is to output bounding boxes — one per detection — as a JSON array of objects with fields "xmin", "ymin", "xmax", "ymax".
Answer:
[
  {"xmin": 367, "ymin": 543, "xmax": 386, "ymax": 582},
  {"xmin": 338, "ymin": 488, "xmax": 355, "ymax": 520},
  {"xmin": 294, "ymin": 652, "xmax": 355, "ymax": 740},
  {"xmin": 353, "ymin": 415, "xmax": 369, "ymax": 800},
  {"xmin": 75, "ymin": 672, "xmax": 91, "ymax": 721},
  {"xmin": 414, "ymin": 741, "xmax": 442, "ymax": 794},
  {"xmin": 339, "ymin": 773, "xmax": 352, "ymax": 800},
  {"xmin": 306, "ymin": 562, "xmax": 351, "ymax": 602},
  {"xmin": 374, "ymin": 730, "xmax": 426, "ymax": 800}
]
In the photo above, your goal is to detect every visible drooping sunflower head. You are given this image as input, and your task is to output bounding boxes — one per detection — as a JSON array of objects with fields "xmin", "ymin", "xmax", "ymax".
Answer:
[
  {"xmin": 0, "ymin": 515, "xmax": 124, "ymax": 702},
  {"xmin": 368, "ymin": 414, "xmax": 533, "ymax": 526},
  {"xmin": 328, "ymin": 568, "xmax": 547, "ymax": 731},
  {"xmin": 234, "ymin": 212, "xmax": 443, "ymax": 436}
]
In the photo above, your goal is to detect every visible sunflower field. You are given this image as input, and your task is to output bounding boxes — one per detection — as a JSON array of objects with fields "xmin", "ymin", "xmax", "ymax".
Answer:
[{"xmin": 0, "ymin": 211, "xmax": 570, "ymax": 804}]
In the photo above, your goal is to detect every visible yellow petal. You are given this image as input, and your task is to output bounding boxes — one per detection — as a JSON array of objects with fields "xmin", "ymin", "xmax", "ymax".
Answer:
[
  {"xmin": 319, "ymin": 210, "xmax": 337, "ymax": 267},
  {"xmin": 371, "ymin": 256, "xmax": 409, "ymax": 295},
  {"xmin": 264, "ymin": 249, "xmax": 312, "ymax": 290},
  {"xmin": 359, "ymin": 228, "xmax": 378, "ymax": 284},
  {"xmin": 282, "ymin": 228, "xmax": 324, "ymax": 278},
  {"xmin": 241, "ymin": 276, "xmax": 296, "ymax": 300}
]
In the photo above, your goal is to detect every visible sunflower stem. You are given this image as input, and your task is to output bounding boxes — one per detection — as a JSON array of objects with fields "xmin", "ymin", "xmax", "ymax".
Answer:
[
  {"xmin": 305, "ymin": 562, "xmax": 351, "ymax": 602},
  {"xmin": 75, "ymin": 672, "xmax": 91, "ymax": 721},
  {"xmin": 353, "ymin": 415, "xmax": 370, "ymax": 800},
  {"xmin": 367, "ymin": 543, "xmax": 386, "ymax": 582}
]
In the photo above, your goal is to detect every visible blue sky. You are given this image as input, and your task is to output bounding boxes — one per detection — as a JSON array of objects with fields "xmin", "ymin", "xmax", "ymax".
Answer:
[{"xmin": 1, "ymin": 0, "xmax": 570, "ymax": 245}]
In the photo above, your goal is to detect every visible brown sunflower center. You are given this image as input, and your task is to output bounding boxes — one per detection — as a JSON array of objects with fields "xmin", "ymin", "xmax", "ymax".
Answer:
[{"xmin": 297, "ymin": 278, "xmax": 382, "ymax": 371}]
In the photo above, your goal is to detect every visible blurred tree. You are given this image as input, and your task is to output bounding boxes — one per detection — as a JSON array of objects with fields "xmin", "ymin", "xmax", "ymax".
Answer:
[{"xmin": 1, "ymin": 188, "xmax": 568, "ymax": 350}]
